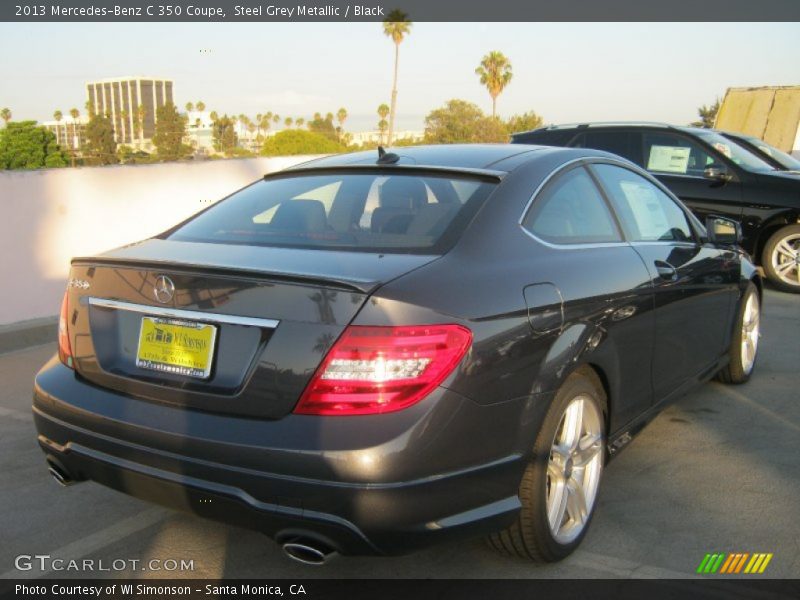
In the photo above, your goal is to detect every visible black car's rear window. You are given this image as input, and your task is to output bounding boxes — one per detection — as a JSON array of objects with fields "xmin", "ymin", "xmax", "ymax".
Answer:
[{"xmin": 166, "ymin": 171, "xmax": 496, "ymax": 253}]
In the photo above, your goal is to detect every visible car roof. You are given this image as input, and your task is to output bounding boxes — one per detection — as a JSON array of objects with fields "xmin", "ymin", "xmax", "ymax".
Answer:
[
  {"xmin": 282, "ymin": 143, "xmax": 616, "ymax": 176},
  {"xmin": 513, "ymin": 121, "xmax": 713, "ymax": 138}
]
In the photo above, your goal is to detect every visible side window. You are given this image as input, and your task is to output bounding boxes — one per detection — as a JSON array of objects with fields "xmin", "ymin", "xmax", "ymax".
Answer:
[
  {"xmin": 571, "ymin": 131, "xmax": 643, "ymax": 165},
  {"xmin": 643, "ymin": 133, "xmax": 718, "ymax": 177},
  {"xmin": 523, "ymin": 166, "xmax": 621, "ymax": 244},
  {"xmin": 592, "ymin": 164, "xmax": 694, "ymax": 243}
]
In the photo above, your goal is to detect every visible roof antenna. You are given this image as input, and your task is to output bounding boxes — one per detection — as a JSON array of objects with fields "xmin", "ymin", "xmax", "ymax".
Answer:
[{"xmin": 376, "ymin": 145, "xmax": 400, "ymax": 165}]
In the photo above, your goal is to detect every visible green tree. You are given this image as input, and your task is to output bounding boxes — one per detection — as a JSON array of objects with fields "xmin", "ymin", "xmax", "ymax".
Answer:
[
  {"xmin": 424, "ymin": 99, "xmax": 509, "ymax": 144},
  {"xmin": 260, "ymin": 129, "xmax": 345, "ymax": 157},
  {"xmin": 383, "ymin": 10, "xmax": 412, "ymax": 145},
  {"xmin": 212, "ymin": 115, "xmax": 238, "ymax": 156},
  {"xmin": 69, "ymin": 108, "xmax": 79, "ymax": 120},
  {"xmin": 377, "ymin": 103, "xmax": 390, "ymax": 144},
  {"xmin": 1, "ymin": 108, "xmax": 11, "ymax": 126},
  {"xmin": 307, "ymin": 113, "xmax": 337, "ymax": 141},
  {"xmin": 152, "ymin": 102, "xmax": 192, "ymax": 161},
  {"xmin": 53, "ymin": 110, "xmax": 63, "ymax": 123},
  {"xmin": 336, "ymin": 107, "xmax": 348, "ymax": 141},
  {"xmin": 0, "ymin": 121, "xmax": 68, "ymax": 169},
  {"xmin": 185, "ymin": 102, "xmax": 194, "ymax": 113},
  {"xmin": 82, "ymin": 114, "xmax": 118, "ymax": 165},
  {"xmin": 135, "ymin": 104, "xmax": 146, "ymax": 143},
  {"xmin": 505, "ymin": 111, "xmax": 544, "ymax": 134},
  {"xmin": 296, "ymin": 117, "xmax": 305, "ymax": 128},
  {"xmin": 475, "ymin": 51, "xmax": 513, "ymax": 118},
  {"xmin": 196, "ymin": 101, "xmax": 206, "ymax": 112},
  {"xmin": 284, "ymin": 117, "xmax": 293, "ymax": 128},
  {"xmin": 691, "ymin": 98, "xmax": 720, "ymax": 128}
]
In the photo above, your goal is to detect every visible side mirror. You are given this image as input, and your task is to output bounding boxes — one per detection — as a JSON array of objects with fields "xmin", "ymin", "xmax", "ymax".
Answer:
[
  {"xmin": 703, "ymin": 165, "xmax": 731, "ymax": 182},
  {"xmin": 706, "ymin": 216, "xmax": 742, "ymax": 245}
]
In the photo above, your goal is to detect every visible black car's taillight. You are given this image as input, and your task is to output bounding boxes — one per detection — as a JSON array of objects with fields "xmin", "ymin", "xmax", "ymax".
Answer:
[{"xmin": 294, "ymin": 324, "xmax": 472, "ymax": 416}]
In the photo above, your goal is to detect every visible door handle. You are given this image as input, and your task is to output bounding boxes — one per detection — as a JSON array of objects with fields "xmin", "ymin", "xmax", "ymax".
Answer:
[{"xmin": 654, "ymin": 260, "xmax": 678, "ymax": 281}]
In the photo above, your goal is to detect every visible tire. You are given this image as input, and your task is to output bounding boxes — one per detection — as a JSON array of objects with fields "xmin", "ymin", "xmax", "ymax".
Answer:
[
  {"xmin": 716, "ymin": 283, "xmax": 761, "ymax": 384},
  {"xmin": 761, "ymin": 224, "xmax": 800, "ymax": 293},
  {"xmin": 487, "ymin": 368, "xmax": 606, "ymax": 562}
]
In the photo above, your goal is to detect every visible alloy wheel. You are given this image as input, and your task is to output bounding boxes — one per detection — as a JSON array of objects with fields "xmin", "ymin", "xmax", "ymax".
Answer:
[
  {"xmin": 740, "ymin": 291, "xmax": 760, "ymax": 375},
  {"xmin": 546, "ymin": 395, "xmax": 604, "ymax": 544},
  {"xmin": 770, "ymin": 232, "xmax": 800, "ymax": 287}
]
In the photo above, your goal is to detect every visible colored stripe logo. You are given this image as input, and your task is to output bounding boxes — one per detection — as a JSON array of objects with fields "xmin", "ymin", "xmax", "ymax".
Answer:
[{"xmin": 697, "ymin": 553, "xmax": 773, "ymax": 574}]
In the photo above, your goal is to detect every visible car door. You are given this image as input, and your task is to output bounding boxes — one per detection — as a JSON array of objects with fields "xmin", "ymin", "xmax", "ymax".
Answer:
[
  {"xmin": 640, "ymin": 131, "xmax": 743, "ymax": 226},
  {"xmin": 590, "ymin": 162, "xmax": 739, "ymax": 404},
  {"xmin": 520, "ymin": 164, "xmax": 655, "ymax": 428}
]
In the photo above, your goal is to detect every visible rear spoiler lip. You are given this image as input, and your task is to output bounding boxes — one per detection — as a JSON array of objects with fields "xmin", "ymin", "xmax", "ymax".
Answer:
[
  {"xmin": 270, "ymin": 163, "xmax": 506, "ymax": 182},
  {"xmin": 70, "ymin": 255, "xmax": 377, "ymax": 294}
]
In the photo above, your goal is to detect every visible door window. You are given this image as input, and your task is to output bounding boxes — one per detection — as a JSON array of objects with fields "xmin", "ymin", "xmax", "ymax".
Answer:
[
  {"xmin": 642, "ymin": 132, "xmax": 718, "ymax": 177},
  {"xmin": 571, "ymin": 131, "xmax": 643, "ymax": 165},
  {"xmin": 523, "ymin": 166, "xmax": 622, "ymax": 244},
  {"xmin": 592, "ymin": 164, "xmax": 694, "ymax": 243}
]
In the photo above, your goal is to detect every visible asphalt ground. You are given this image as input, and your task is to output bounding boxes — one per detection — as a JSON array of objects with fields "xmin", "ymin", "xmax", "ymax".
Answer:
[{"xmin": 0, "ymin": 288, "xmax": 798, "ymax": 580}]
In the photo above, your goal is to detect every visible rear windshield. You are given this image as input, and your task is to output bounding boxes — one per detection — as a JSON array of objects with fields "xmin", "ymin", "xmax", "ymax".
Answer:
[{"xmin": 166, "ymin": 171, "xmax": 496, "ymax": 253}]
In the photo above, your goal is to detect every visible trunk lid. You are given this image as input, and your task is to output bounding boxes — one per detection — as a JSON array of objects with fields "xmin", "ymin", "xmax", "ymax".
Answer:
[{"xmin": 66, "ymin": 239, "xmax": 439, "ymax": 419}]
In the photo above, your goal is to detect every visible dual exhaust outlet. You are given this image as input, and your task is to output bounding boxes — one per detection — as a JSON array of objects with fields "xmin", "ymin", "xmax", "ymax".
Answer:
[
  {"xmin": 280, "ymin": 540, "xmax": 338, "ymax": 566},
  {"xmin": 45, "ymin": 458, "xmax": 337, "ymax": 565},
  {"xmin": 46, "ymin": 458, "xmax": 77, "ymax": 487}
]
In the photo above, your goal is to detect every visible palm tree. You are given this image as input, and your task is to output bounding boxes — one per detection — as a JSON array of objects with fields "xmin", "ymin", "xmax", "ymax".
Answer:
[
  {"xmin": 196, "ymin": 101, "xmax": 206, "ymax": 112},
  {"xmin": 296, "ymin": 117, "xmax": 305, "ymax": 128},
  {"xmin": 0, "ymin": 108, "xmax": 10, "ymax": 125},
  {"xmin": 68, "ymin": 108, "xmax": 80, "ymax": 153},
  {"xmin": 54, "ymin": 110, "xmax": 63, "ymax": 123},
  {"xmin": 136, "ymin": 104, "xmax": 146, "ymax": 144},
  {"xmin": 209, "ymin": 110, "xmax": 219, "ymax": 122},
  {"xmin": 383, "ymin": 10, "xmax": 412, "ymax": 145},
  {"xmin": 119, "ymin": 109, "xmax": 128, "ymax": 142},
  {"xmin": 475, "ymin": 51, "xmax": 513, "ymax": 119},
  {"xmin": 185, "ymin": 102, "xmax": 194, "ymax": 113},
  {"xmin": 336, "ymin": 107, "xmax": 348, "ymax": 142},
  {"xmin": 273, "ymin": 114, "xmax": 280, "ymax": 126},
  {"xmin": 377, "ymin": 103, "xmax": 390, "ymax": 144},
  {"xmin": 284, "ymin": 117, "xmax": 293, "ymax": 129}
]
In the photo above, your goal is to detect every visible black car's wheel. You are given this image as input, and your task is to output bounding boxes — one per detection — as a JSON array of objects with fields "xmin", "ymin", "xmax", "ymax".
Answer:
[
  {"xmin": 762, "ymin": 224, "xmax": 800, "ymax": 293},
  {"xmin": 487, "ymin": 368, "xmax": 606, "ymax": 562},
  {"xmin": 716, "ymin": 283, "xmax": 761, "ymax": 384}
]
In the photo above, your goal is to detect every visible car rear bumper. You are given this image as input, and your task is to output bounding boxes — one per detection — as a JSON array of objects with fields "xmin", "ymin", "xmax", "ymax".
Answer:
[{"xmin": 33, "ymin": 356, "xmax": 532, "ymax": 555}]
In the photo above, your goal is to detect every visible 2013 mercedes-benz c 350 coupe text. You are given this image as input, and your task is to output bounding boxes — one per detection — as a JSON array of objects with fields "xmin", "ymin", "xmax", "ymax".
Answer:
[{"xmin": 33, "ymin": 145, "xmax": 762, "ymax": 565}]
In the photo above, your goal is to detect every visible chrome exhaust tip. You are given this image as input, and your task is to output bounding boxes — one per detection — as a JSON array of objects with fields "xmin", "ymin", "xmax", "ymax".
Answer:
[
  {"xmin": 46, "ymin": 460, "xmax": 75, "ymax": 487},
  {"xmin": 281, "ymin": 541, "xmax": 337, "ymax": 566}
]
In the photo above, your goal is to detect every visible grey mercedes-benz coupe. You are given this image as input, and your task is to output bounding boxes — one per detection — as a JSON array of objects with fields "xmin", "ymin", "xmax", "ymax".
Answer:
[{"xmin": 34, "ymin": 144, "xmax": 761, "ymax": 564}]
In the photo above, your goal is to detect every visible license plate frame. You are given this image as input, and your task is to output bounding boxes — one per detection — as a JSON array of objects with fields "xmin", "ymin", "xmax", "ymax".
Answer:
[{"xmin": 135, "ymin": 316, "xmax": 218, "ymax": 380}]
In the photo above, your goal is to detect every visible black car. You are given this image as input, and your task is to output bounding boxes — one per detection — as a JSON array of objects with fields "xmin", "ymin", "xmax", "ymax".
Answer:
[
  {"xmin": 719, "ymin": 130, "xmax": 800, "ymax": 173},
  {"xmin": 512, "ymin": 123, "xmax": 800, "ymax": 292},
  {"xmin": 34, "ymin": 145, "xmax": 761, "ymax": 564}
]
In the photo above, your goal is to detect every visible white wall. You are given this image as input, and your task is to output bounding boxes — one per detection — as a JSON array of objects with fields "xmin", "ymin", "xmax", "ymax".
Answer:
[{"xmin": 0, "ymin": 156, "xmax": 319, "ymax": 326}]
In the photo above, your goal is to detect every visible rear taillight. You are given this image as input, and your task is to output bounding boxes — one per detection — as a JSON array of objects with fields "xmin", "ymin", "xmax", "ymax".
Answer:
[
  {"xmin": 295, "ymin": 324, "xmax": 472, "ymax": 416},
  {"xmin": 58, "ymin": 291, "xmax": 74, "ymax": 369}
]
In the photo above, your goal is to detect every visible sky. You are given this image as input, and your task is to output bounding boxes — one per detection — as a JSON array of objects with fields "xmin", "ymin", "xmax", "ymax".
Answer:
[{"xmin": 1, "ymin": 22, "xmax": 799, "ymax": 131}]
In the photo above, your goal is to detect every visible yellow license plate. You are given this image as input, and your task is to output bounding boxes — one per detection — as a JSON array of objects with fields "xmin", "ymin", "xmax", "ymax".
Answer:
[{"xmin": 136, "ymin": 317, "xmax": 217, "ymax": 379}]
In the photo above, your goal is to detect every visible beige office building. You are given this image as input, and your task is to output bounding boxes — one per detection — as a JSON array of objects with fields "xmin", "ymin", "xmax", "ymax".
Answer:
[{"xmin": 86, "ymin": 77, "xmax": 174, "ymax": 146}]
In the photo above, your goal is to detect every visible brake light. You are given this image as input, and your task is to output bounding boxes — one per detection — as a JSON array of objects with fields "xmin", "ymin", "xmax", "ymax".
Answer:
[
  {"xmin": 58, "ymin": 291, "xmax": 74, "ymax": 369},
  {"xmin": 295, "ymin": 324, "xmax": 472, "ymax": 416}
]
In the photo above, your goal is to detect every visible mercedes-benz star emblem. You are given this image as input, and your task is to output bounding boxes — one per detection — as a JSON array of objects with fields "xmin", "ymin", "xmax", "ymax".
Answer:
[{"xmin": 153, "ymin": 275, "xmax": 175, "ymax": 304}]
